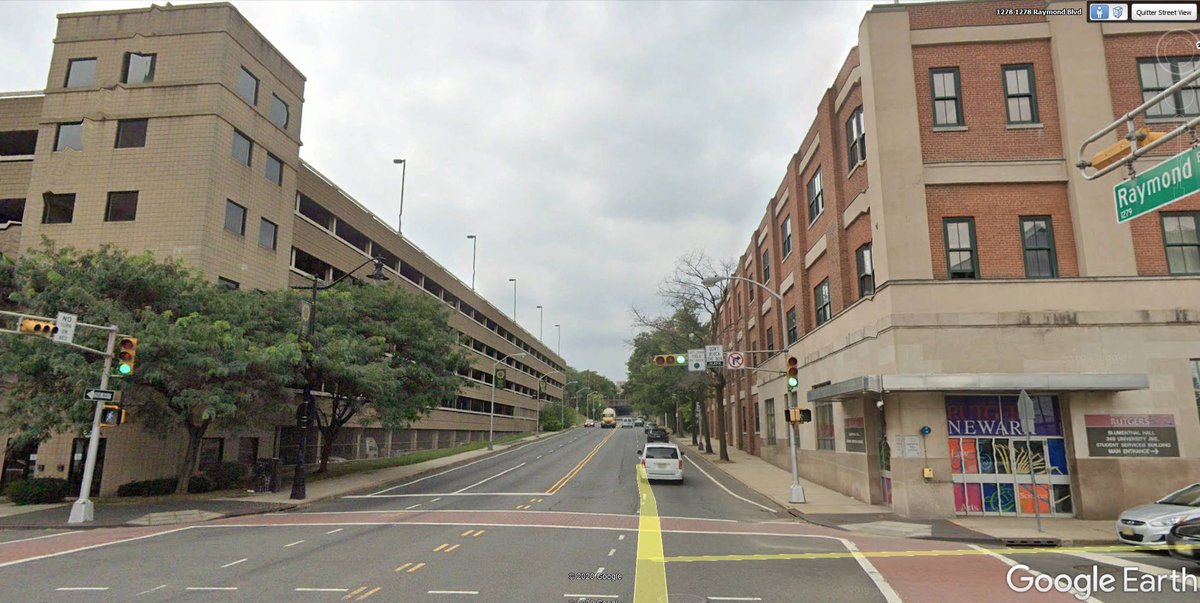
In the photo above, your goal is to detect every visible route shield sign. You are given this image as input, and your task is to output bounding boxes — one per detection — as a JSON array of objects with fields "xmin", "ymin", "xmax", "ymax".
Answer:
[
  {"xmin": 687, "ymin": 349, "xmax": 705, "ymax": 372},
  {"xmin": 1114, "ymin": 146, "xmax": 1200, "ymax": 223}
]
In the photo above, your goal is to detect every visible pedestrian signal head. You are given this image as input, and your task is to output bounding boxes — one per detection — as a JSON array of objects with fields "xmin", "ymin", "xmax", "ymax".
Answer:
[{"xmin": 100, "ymin": 404, "xmax": 126, "ymax": 427}]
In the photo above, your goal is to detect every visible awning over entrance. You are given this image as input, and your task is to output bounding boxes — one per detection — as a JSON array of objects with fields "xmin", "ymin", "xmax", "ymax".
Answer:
[{"xmin": 806, "ymin": 373, "xmax": 1150, "ymax": 403}]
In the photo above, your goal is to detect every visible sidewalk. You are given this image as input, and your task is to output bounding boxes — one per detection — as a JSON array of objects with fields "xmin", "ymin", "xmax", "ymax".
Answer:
[
  {"xmin": 0, "ymin": 431, "xmax": 556, "ymax": 530},
  {"xmin": 676, "ymin": 435, "xmax": 1117, "ymax": 546}
]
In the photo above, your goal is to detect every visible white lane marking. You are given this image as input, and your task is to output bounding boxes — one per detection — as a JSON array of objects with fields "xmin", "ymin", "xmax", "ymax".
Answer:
[
  {"xmin": 839, "ymin": 538, "xmax": 901, "ymax": 603},
  {"xmin": 345, "ymin": 492, "xmax": 551, "ymax": 498},
  {"xmin": 326, "ymin": 528, "xmax": 343, "ymax": 534},
  {"xmin": 284, "ymin": 540, "xmax": 305, "ymax": 547},
  {"xmin": 537, "ymin": 455, "xmax": 543, "ymax": 459},
  {"xmin": 967, "ymin": 544, "xmax": 1104, "ymax": 603},
  {"xmin": 136, "ymin": 585, "xmax": 167, "ymax": 596},
  {"xmin": 431, "ymin": 497, "xmax": 442, "ymax": 502},
  {"xmin": 55, "ymin": 587, "xmax": 109, "ymax": 591},
  {"xmin": 708, "ymin": 598, "xmax": 763, "ymax": 602},
  {"xmin": 1060, "ymin": 550, "xmax": 1185, "ymax": 582},
  {"xmin": 618, "ymin": 535, "xmax": 626, "ymax": 541},
  {"xmin": 220, "ymin": 558, "xmax": 248, "ymax": 568},
  {"xmin": 295, "ymin": 588, "xmax": 350, "ymax": 592},
  {"xmin": 0, "ymin": 525, "xmax": 196, "ymax": 569},
  {"xmin": 684, "ymin": 456, "xmax": 776, "ymax": 514},
  {"xmin": 608, "ymin": 548, "xmax": 615, "ymax": 556},
  {"xmin": 186, "ymin": 587, "xmax": 238, "ymax": 591},
  {"xmin": 428, "ymin": 590, "xmax": 479, "ymax": 595},
  {"xmin": 564, "ymin": 596, "xmax": 618, "ymax": 599},
  {"xmin": 0, "ymin": 531, "xmax": 75, "ymax": 546},
  {"xmin": 368, "ymin": 430, "xmax": 569, "ymax": 495},
  {"xmin": 596, "ymin": 567, "xmax": 605, "ymax": 573},
  {"xmin": 406, "ymin": 503, "xmax": 423, "ymax": 510},
  {"xmin": 455, "ymin": 462, "xmax": 527, "ymax": 493}
]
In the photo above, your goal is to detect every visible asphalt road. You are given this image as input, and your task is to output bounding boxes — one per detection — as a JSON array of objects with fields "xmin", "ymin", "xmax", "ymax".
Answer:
[{"xmin": 0, "ymin": 426, "xmax": 1196, "ymax": 602}]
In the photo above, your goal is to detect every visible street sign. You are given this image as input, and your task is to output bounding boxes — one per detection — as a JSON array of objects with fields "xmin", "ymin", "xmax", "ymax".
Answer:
[
  {"xmin": 1017, "ymin": 389, "xmax": 1036, "ymax": 435},
  {"xmin": 705, "ymin": 345, "xmax": 724, "ymax": 368},
  {"xmin": 1114, "ymin": 146, "xmax": 1200, "ymax": 223},
  {"xmin": 687, "ymin": 348, "xmax": 705, "ymax": 372},
  {"xmin": 724, "ymin": 352, "xmax": 745, "ymax": 369},
  {"xmin": 84, "ymin": 389, "xmax": 116, "ymax": 402},
  {"xmin": 53, "ymin": 312, "xmax": 77, "ymax": 344}
]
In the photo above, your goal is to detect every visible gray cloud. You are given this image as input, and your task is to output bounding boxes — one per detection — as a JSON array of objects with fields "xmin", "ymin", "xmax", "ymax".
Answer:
[{"xmin": 1, "ymin": 0, "xmax": 877, "ymax": 380}]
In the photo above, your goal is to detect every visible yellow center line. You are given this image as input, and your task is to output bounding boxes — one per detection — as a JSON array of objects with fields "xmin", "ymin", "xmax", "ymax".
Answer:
[
  {"xmin": 473, "ymin": 530, "xmax": 485, "ymax": 537},
  {"xmin": 445, "ymin": 544, "xmax": 461, "ymax": 552},
  {"xmin": 654, "ymin": 544, "xmax": 1189, "ymax": 563},
  {"xmin": 461, "ymin": 530, "xmax": 474, "ymax": 537},
  {"xmin": 406, "ymin": 562, "xmax": 426, "ymax": 573},
  {"xmin": 547, "ymin": 431, "xmax": 615, "ymax": 494},
  {"xmin": 633, "ymin": 464, "xmax": 669, "ymax": 603},
  {"xmin": 343, "ymin": 587, "xmax": 367, "ymax": 600},
  {"xmin": 433, "ymin": 543, "xmax": 448, "ymax": 552},
  {"xmin": 356, "ymin": 586, "xmax": 382, "ymax": 601},
  {"xmin": 393, "ymin": 563, "xmax": 412, "ymax": 572}
]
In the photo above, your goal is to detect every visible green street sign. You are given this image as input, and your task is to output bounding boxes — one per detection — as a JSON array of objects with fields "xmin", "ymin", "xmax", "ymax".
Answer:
[{"xmin": 1114, "ymin": 147, "xmax": 1200, "ymax": 223}]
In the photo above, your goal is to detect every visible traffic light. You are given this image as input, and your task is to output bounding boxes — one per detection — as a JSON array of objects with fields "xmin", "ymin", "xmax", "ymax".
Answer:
[
  {"xmin": 18, "ymin": 317, "xmax": 58, "ymax": 337},
  {"xmin": 653, "ymin": 354, "xmax": 686, "ymax": 367},
  {"xmin": 784, "ymin": 408, "xmax": 812, "ymax": 424},
  {"xmin": 799, "ymin": 409, "xmax": 812, "ymax": 423},
  {"xmin": 99, "ymin": 404, "xmax": 126, "ymax": 427},
  {"xmin": 786, "ymin": 357, "xmax": 799, "ymax": 390},
  {"xmin": 116, "ymin": 336, "xmax": 138, "ymax": 375}
]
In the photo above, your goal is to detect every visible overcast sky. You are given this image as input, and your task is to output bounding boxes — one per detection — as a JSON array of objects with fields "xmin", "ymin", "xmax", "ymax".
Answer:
[{"xmin": 1, "ymin": 0, "xmax": 880, "ymax": 381}]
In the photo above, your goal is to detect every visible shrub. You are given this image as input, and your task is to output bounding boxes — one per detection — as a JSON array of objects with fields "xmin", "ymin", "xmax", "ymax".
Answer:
[
  {"xmin": 186, "ymin": 475, "xmax": 212, "ymax": 494},
  {"xmin": 116, "ymin": 477, "xmax": 178, "ymax": 497},
  {"xmin": 205, "ymin": 462, "xmax": 247, "ymax": 491},
  {"xmin": 5, "ymin": 478, "xmax": 69, "ymax": 505}
]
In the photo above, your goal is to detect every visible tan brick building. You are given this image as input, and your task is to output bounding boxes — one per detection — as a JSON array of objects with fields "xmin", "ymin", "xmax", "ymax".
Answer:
[
  {"xmin": 712, "ymin": 0, "xmax": 1200, "ymax": 522},
  {"xmin": 0, "ymin": 3, "xmax": 565, "ymax": 495}
]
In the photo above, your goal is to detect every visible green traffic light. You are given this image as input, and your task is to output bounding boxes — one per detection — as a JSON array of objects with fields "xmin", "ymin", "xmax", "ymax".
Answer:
[
  {"xmin": 675, "ymin": 355, "xmax": 685, "ymax": 365},
  {"xmin": 787, "ymin": 376, "xmax": 799, "ymax": 387},
  {"xmin": 118, "ymin": 364, "xmax": 132, "ymax": 375}
]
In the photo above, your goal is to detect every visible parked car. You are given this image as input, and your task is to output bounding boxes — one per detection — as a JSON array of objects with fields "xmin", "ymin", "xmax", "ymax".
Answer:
[
  {"xmin": 584, "ymin": 419, "xmax": 595, "ymax": 427},
  {"xmin": 1167, "ymin": 517, "xmax": 1200, "ymax": 564},
  {"xmin": 634, "ymin": 418, "xmax": 645, "ymax": 427},
  {"xmin": 1116, "ymin": 483, "xmax": 1200, "ymax": 545},
  {"xmin": 646, "ymin": 426, "xmax": 669, "ymax": 443},
  {"xmin": 638, "ymin": 443, "xmax": 684, "ymax": 483},
  {"xmin": 644, "ymin": 421, "xmax": 657, "ymax": 434}
]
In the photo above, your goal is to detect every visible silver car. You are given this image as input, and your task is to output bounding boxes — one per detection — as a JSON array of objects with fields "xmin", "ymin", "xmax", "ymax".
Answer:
[{"xmin": 1116, "ymin": 483, "xmax": 1200, "ymax": 545}]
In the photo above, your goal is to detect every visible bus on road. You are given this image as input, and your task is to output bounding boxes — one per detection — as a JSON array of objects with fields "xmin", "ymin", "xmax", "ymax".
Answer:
[{"xmin": 600, "ymin": 408, "xmax": 617, "ymax": 428}]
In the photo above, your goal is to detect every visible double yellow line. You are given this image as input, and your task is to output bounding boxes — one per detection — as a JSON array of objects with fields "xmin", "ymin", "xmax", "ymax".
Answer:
[{"xmin": 546, "ymin": 430, "xmax": 615, "ymax": 494}]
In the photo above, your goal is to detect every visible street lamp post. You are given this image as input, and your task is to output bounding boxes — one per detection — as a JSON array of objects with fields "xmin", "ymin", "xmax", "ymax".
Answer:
[
  {"xmin": 392, "ymin": 159, "xmax": 407, "ymax": 234},
  {"xmin": 702, "ymin": 274, "xmax": 803, "ymax": 504},
  {"xmin": 466, "ymin": 235, "xmax": 477, "ymax": 290},
  {"xmin": 554, "ymin": 324, "xmax": 561, "ymax": 356},
  {"xmin": 536, "ymin": 370, "xmax": 564, "ymax": 437},
  {"xmin": 489, "ymin": 352, "xmax": 528, "ymax": 450},
  {"xmin": 562, "ymin": 380, "xmax": 578, "ymax": 427},
  {"xmin": 291, "ymin": 256, "xmax": 389, "ymax": 500},
  {"xmin": 536, "ymin": 305, "xmax": 543, "ymax": 341},
  {"xmin": 508, "ymin": 278, "xmax": 517, "ymax": 321}
]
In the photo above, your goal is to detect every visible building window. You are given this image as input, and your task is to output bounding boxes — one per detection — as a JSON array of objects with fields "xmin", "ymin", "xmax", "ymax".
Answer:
[
  {"xmin": 765, "ymin": 399, "xmax": 776, "ymax": 445},
  {"xmin": 856, "ymin": 243, "xmax": 875, "ymax": 298},
  {"xmin": 224, "ymin": 200, "xmax": 246, "ymax": 235},
  {"xmin": 786, "ymin": 307, "xmax": 798, "ymax": 344},
  {"xmin": 65, "ymin": 58, "xmax": 96, "ymax": 88},
  {"xmin": 944, "ymin": 218, "xmax": 979, "ymax": 279},
  {"xmin": 293, "ymin": 247, "xmax": 332, "ymax": 280},
  {"xmin": 104, "ymin": 191, "xmax": 138, "ymax": 222},
  {"xmin": 807, "ymin": 169, "xmax": 824, "ymax": 224},
  {"xmin": 780, "ymin": 216, "xmax": 793, "ymax": 258},
  {"xmin": 259, "ymin": 218, "xmax": 278, "ymax": 250},
  {"xmin": 336, "ymin": 220, "xmax": 371, "ymax": 253},
  {"xmin": 232, "ymin": 130, "xmax": 252, "ymax": 166},
  {"xmin": 1139, "ymin": 57, "xmax": 1200, "ymax": 118},
  {"xmin": 198, "ymin": 438, "xmax": 224, "ymax": 471},
  {"xmin": 816, "ymin": 404, "xmax": 835, "ymax": 450},
  {"xmin": 754, "ymin": 402, "xmax": 760, "ymax": 433},
  {"xmin": 1021, "ymin": 217, "xmax": 1058, "ymax": 278},
  {"xmin": 238, "ymin": 437, "xmax": 259, "ymax": 465},
  {"xmin": 54, "ymin": 122, "xmax": 83, "ymax": 152},
  {"xmin": 1003, "ymin": 65, "xmax": 1038, "ymax": 124},
  {"xmin": 766, "ymin": 327, "xmax": 775, "ymax": 356},
  {"xmin": 845, "ymin": 107, "xmax": 865, "ymax": 168},
  {"xmin": 1191, "ymin": 359, "xmax": 1200, "ymax": 419},
  {"xmin": 0, "ymin": 130, "xmax": 37, "ymax": 157},
  {"xmin": 217, "ymin": 277, "xmax": 240, "ymax": 290},
  {"xmin": 0, "ymin": 199, "xmax": 25, "ymax": 224},
  {"xmin": 115, "ymin": 119, "xmax": 147, "ymax": 148},
  {"xmin": 931, "ymin": 67, "xmax": 963, "ymax": 126},
  {"xmin": 265, "ymin": 153, "xmax": 283, "ymax": 185},
  {"xmin": 237, "ymin": 66, "xmax": 259, "ymax": 105},
  {"xmin": 1163, "ymin": 213, "xmax": 1200, "ymax": 274},
  {"xmin": 41, "ymin": 193, "xmax": 75, "ymax": 224},
  {"xmin": 122, "ymin": 52, "xmax": 155, "ymax": 84},
  {"xmin": 270, "ymin": 94, "xmax": 289, "ymax": 128},
  {"xmin": 761, "ymin": 249, "xmax": 771, "ymax": 284},
  {"xmin": 814, "ymin": 279, "xmax": 831, "ymax": 326}
]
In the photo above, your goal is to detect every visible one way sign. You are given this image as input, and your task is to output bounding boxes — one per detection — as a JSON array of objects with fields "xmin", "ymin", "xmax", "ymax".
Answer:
[{"xmin": 84, "ymin": 389, "xmax": 116, "ymax": 402}]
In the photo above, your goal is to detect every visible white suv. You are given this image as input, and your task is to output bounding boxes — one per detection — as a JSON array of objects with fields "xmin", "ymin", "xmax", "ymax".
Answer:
[{"xmin": 639, "ymin": 443, "xmax": 684, "ymax": 482}]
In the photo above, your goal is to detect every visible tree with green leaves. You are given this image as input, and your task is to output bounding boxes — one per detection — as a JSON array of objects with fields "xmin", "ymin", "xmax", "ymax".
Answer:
[
  {"xmin": 305, "ymin": 282, "xmax": 468, "ymax": 473},
  {"xmin": 624, "ymin": 306, "xmax": 708, "ymax": 437},
  {"xmin": 0, "ymin": 242, "xmax": 302, "ymax": 493}
]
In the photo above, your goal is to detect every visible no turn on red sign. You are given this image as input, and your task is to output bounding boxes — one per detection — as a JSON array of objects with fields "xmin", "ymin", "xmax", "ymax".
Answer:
[{"xmin": 724, "ymin": 352, "xmax": 745, "ymax": 369}]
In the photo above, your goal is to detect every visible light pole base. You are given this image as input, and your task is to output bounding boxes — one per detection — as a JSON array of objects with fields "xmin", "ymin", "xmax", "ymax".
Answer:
[
  {"xmin": 487, "ymin": 442, "xmax": 494, "ymax": 451},
  {"xmin": 68, "ymin": 499, "xmax": 94, "ymax": 524},
  {"xmin": 789, "ymin": 484, "xmax": 807, "ymax": 504}
]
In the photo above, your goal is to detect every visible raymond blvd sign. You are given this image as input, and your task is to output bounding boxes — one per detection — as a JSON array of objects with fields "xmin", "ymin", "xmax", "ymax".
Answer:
[{"xmin": 1114, "ymin": 146, "xmax": 1200, "ymax": 223}]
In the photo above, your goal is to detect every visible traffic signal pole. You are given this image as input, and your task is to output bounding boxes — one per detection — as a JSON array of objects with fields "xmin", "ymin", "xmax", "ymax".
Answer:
[{"xmin": 68, "ymin": 328, "xmax": 118, "ymax": 524}]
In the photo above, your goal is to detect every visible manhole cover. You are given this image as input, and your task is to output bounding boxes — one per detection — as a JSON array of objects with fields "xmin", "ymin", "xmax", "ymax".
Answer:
[{"xmin": 1073, "ymin": 564, "xmax": 1123, "ymax": 575}]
